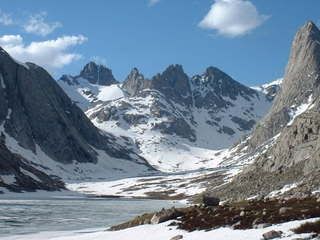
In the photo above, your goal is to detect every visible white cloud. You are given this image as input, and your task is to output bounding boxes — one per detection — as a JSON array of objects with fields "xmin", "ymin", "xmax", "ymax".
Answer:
[
  {"xmin": 199, "ymin": 0, "xmax": 269, "ymax": 37},
  {"xmin": 24, "ymin": 12, "xmax": 62, "ymax": 37},
  {"xmin": 149, "ymin": 0, "xmax": 160, "ymax": 6},
  {"xmin": 0, "ymin": 35, "xmax": 87, "ymax": 71},
  {"xmin": 0, "ymin": 10, "xmax": 14, "ymax": 26}
]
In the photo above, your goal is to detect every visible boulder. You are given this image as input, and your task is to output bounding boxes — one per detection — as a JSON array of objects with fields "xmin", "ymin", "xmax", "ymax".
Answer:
[
  {"xmin": 202, "ymin": 194, "xmax": 220, "ymax": 207},
  {"xmin": 150, "ymin": 208, "xmax": 182, "ymax": 224},
  {"xmin": 262, "ymin": 230, "xmax": 283, "ymax": 240},
  {"xmin": 170, "ymin": 235, "xmax": 183, "ymax": 240},
  {"xmin": 279, "ymin": 207, "xmax": 292, "ymax": 215}
]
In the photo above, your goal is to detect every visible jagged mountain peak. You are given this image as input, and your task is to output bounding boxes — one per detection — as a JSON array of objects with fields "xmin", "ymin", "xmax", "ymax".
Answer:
[
  {"xmin": 150, "ymin": 64, "xmax": 192, "ymax": 105},
  {"xmin": 191, "ymin": 66, "xmax": 258, "ymax": 107},
  {"xmin": 248, "ymin": 21, "xmax": 320, "ymax": 148},
  {"xmin": 287, "ymin": 20, "xmax": 320, "ymax": 75},
  {"xmin": 122, "ymin": 67, "xmax": 150, "ymax": 97},
  {"xmin": 201, "ymin": 66, "xmax": 238, "ymax": 84},
  {"xmin": 299, "ymin": 21, "xmax": 320, "ymax": 36},
  {"xmin": 81, "ymin": 61, "xmax": 104, "ymax": 73},
  {"xmin": 155, "ymin": 64, "xmax": 189, "ymax": 83},
  {"xmin": 205, "ymin": 66, "xmax": 223, "ymax": 76},
  {"xmin": 127, "ymin": 67, "xmax": 144, "ymax": 80},
  {"xmin": 79, "ymin": 61, "xmax": 118, "ymax": 86},
  {"xmin": 163, "ymin": 64, "xmax": 185, "ymax": 73}
]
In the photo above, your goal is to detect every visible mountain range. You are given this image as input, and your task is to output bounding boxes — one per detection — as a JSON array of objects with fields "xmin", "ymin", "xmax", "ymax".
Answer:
[
  {"xmin": 1, "ymin": 21, "xmax": 319, "ymax": 201},
  {"xmin": 58, "ymin": 61, "xmax": 276, "ymax": 172}
]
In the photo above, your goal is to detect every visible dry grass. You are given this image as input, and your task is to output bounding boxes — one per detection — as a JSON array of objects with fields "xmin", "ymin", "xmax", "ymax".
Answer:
[
  {"xmin": 110, "ymin": 197, "xmax": 320, "ymax": 232},
  {"xmin": 178, "ymin": 197, "xmax": 320, "ymax": 231},
  {"xmin": 292, "ymin": 220, "xmax": 320, "ymax": 234}
]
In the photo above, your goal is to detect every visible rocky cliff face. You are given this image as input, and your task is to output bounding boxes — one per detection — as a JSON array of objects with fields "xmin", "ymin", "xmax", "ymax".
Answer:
[
  {"xmin": 208, "ymin": 22, "xmax": 320, "ymax": 200},
  {"xmin": 0, "ymin": 138, "xmax": 65, "ymax": 193},
  {"xmin": 0, "ymin": 48, "xmax": 154, "ymax": 192},
  {"xmin": 250, "ymin": 22, "xmax": 320, "ymax": 149}
]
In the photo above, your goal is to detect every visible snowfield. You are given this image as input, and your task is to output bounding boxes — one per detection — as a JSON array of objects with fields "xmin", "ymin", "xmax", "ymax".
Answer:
[
  {"xmin": 87, "ymin": 91, "xmax": 271, "ymax": 173},
  {"xmin": 58, "ymin": 78, "xmax": 124, "ymax": 110},
  {"xmin": 66, "ymin": 170, "xmax": 213, "ymax": 199},
  {"xmin": 3, "ymin": 218, "xmax": 318, "ymax": 240},
  {"xmin": 0, "ymin": 119, "xmax": 153, "ymax": 184}
]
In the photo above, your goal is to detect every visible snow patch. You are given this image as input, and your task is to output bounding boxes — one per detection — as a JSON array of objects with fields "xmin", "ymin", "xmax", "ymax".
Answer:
[
  {"xmin": 58, "ymin": 77, "xmax": 124, "ymax": 110},
  {"xmin": 0, "ymin": 174, "xmax": 16, "ymax": 185},
  {"xmin": 20, "ymin": 168, "xmax": 42, "ymax": 182},
  {"xmin": 288, "ymin": 94, "xmax": 314, "ymax": 126},
  {"xmin": 268, "ymin": 182, "xmax": 299, "ymax": 198},
  {"xmin": 0, "ymin": 73, "xmax": 5, "ymax": 89},
  {"xmin": 96, "ymin": 84, "xmax": 124, "ymax": 101},
  {"xmin": 251, "ymin": 78, "xmax": 283, "ymax": 94}
]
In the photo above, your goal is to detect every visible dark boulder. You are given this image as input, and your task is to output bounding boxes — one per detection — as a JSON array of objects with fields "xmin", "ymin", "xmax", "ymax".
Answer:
[{"xmin": 202, "ymin": 194, "xmax": 220, "ymax": 206}]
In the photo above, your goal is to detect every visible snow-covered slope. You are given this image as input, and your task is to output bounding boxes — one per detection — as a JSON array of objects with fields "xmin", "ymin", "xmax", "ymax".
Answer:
[
  {"xmin": 60, "ymin": 64, "xmax": 274, "ymax": 173},
  {"xmin": 58, "ymin": 75, "xmax": 124, "ymax": 110},
  {"xmin": 251, "ymin": 78, "xmax": 282, "ymax": 101}
]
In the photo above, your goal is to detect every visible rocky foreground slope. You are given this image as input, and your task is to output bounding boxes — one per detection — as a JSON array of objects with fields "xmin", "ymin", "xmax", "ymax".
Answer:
[
  {"xmin": 206, "ymin": 21, "xmax": 320, "ymax": 201},
  {"xmin": 0, "ymin": 48, "xmax": 154, "ymax": 192}
]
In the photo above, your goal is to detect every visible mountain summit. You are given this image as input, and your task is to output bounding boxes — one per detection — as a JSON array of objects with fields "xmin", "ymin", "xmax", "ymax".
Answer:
[
  {"xmin": 80, "ymin": 61, "xmax": 118, "ymax": 86},
  {"xmin": 250, "ymin": 21, "xmax": 320, "ymax": 148},
  {"xmin": 209, "ymin": 21, "xmax": 320, "ymax": 200}
]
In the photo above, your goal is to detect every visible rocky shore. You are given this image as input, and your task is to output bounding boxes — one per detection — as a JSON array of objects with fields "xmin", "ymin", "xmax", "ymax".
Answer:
[{"xmin": 110, "ymin": 196, "xmax": 320, "ymax": 239}]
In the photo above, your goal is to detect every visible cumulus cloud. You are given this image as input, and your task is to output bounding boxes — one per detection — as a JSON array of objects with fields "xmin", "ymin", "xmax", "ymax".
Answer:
[
  {"xmin": 0, "ymin": 10, "xmax": 14, "ymax": 26},
  {"xmin": 24, "ymin": 12, "xmax": 62, "ymax": 37},
  {"xmin": 199, "ymin": 0, "xmax": 269, "ymax": 37},
  {"xmin": 0, "ymin": 35, "xmax": 87, "ymax": 71},
  {"xmin": 149, "ymin": 0, "xmax": 161, "ymax": 6}
]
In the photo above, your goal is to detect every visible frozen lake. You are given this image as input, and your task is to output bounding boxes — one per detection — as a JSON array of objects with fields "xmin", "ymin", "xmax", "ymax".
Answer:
[{"xmin": 0, "ymin": 194, "xmax": 180, "ymax": 238}]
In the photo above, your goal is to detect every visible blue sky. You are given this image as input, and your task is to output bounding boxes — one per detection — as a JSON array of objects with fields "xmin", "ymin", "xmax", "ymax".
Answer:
[{"xmin": 0, "ymin": 0, "xmax": 319, "ymax": 86}]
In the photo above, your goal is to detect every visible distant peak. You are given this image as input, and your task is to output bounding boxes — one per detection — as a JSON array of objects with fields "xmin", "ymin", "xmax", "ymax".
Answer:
[
  {"xmin": 165, "ymin": 64, "xmax": 184, "ymax": 73},
  {"xmin": 82, "ymin": 61, "xmax": 108, "ymax": 72},
  {"xmin": 79, "ymin": 61, "xmax": 117, "ymax": 86},
  {"xmin": 296, "ymin": 21, "xmax": 320, "ymax": 40},
  {"xmin": 130, "ymin": 67, "xmax": 140, "ymax": 75},
  {"xmin": 205, "ymin": 66, "xmax": 223, "ymax": 76},
  {"xmin": 303, "ymin": 21, "xmax": 319, "ymax": 32},
  {"xmin": 126, "ymin": 67, "xmax": 144, "ymax": 80}
]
